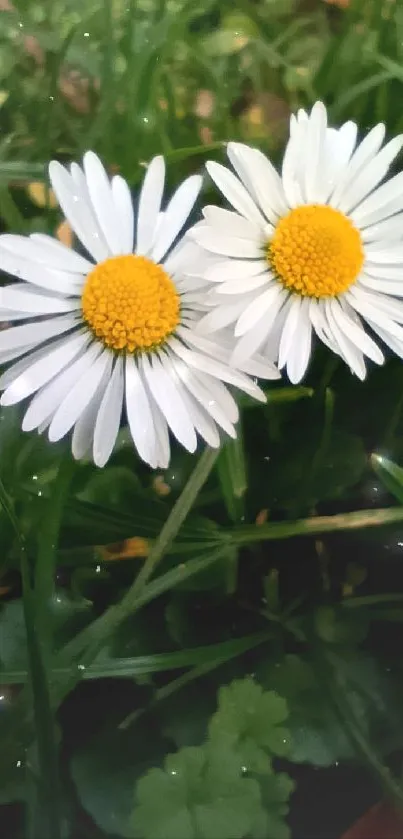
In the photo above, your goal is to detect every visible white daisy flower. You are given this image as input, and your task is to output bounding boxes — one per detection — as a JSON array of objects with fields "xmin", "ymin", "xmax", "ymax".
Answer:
[
  {"xmin": 190, "ymin": 102, "xmax": 403, "ymax": 383},
  {"xmin": 0, "ymin": 153, "xmax": 279, "ymax": 468}
]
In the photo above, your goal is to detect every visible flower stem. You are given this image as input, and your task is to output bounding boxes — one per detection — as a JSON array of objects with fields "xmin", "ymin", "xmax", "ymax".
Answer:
[{"xmin": 62, "ymin": 446, "xmax": 220, "ymax": 664}]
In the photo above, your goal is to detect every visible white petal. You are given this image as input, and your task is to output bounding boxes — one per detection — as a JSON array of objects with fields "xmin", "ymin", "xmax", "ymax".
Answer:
[
  {"xmin": 152, "ymin": 175, "xmax": 202, "ymax": 263},
  {"xmin": 236, "ymin": 351, "xmax": 280, "ymax": 380},
  {"xmin": 93, "ymin": 356, "xmax": 124, "ymax": 467},
  {"xmin": 346, "ymin": 287, "xmax": 403, "ymax": 325},
  {"xmin": 48, "ymin": 349, "xmax": 111, "ymax": 441},
  {"xmin": 0, "ymin": 310, "xmax": 38, "ymax": 322},
  {"xmin": 173, "ymin": 328, "xmax": 240, "ymax": 423},
  {"xmin": 330, "ymin": 123, "xmax": 386, "ymax": 209},
  {"xmin": 0, "ymin": 285, "xmax": 80, "ymax": 315},
  {"xmin": 373, "ymin": 293, "xmax": 403, "ymax": 321},
  {"xmin": 231, "ymin": 310, "xmax": 275, "ymax": 366},
  {"xmin": 1, "ymin": 330, "xmax": 90, "ymax": 405},
  {"xmin": 367, "ymin": 320, "xmax": 403, "ymax": 359},
  {"xmin": 332, "ymin": 298, "xmax": 384, "ymax": 364},
  {"xmin": 191, "ymin": 227, "xmax": 262, "ymax": 259},
  {"xmin": 0, "ymin": 314, "xmax": 78, "ymax": 354},
  {"xmin": 235, "ymin": 284, "xmax": 282, "ymax": 337},
  {"xmin": 168, "ymin": 336, "xmax": 266, "ymax": 403},
  {"xmin": 202, "ymin": 205, "xmax": 263, "ymax": 240},
  {"xmin": 206, "ymin": 161, "xmax": 266, "ymax": 227},
  {"xmin": 226, "ymin": 143, "xmax": 287, "ymax": 223},
  {"xmin": 161, "ymin": 353, "xmax": 220, "ymax": 448},
  {"xmin": 136, "ymin": 156, "xmax": 165, "ymax": 256},
  {"xmin": 309, "ymin": 298, "xmax": 341, "ymax": 356},
  {"xmin": 364, "ymin": 264, "xmax": 403, "ymax": 281},
  {"xmin": 177, "ymin": 325, "xmax": 278, "ymax": 379},
  {"xmin": 319, "ymin": 122, "xmax": 358, "ymax": 203},
  {"xmin": 285, "ymin": 298, "xmax": 312, "ymax": 383},
  {"xmin": 0, "ymin": 340, "xmax": 64, "ymax": 389},
  {"xmin": 204, "ymin": 258, "xmax": 268, "ymax": 284},
  {"xmin": 348, "ymin": 287, "xmax": 403, "ymax": 340},
  {"xmin": 83, "ymin": 152, "xmax": 123, "ymax": 255},
  {"xmin": 0, "ymin": 244, "xmax": 83, "ymax": 296},
  {"xmin": 0, "ymin": 344, "xmax": 39, "ymax": 365},
  {"xmin": 141, "ymin": 353, "xmax": 197, "ymax": 452},
  {"xmin": 164, "ymin": 239, "xmax": 203, "ymax": 276},
  {"xmin": 217, "ymin": 273, "xmax": 268, "ymax": 295},
  {"xmin": 71, "ymin": 356, "xmax": 113, "ymax": 459},
  {"xmin": 325, "ymin": 299, "xmax": 366, "ymax": 379},
  {"xmin": 234, "ymin": 290, "xmax": 288, "ymax": 365},
  {"xmin": 111, "ymin": 176, "xmax": 134, "ymax": 255},
  {"xmin": 49, "ymin": 161, "xmax": 109, "ymax": 262},
  {"xmin": 352, "ymin": 171, "xmax": 403, "ymax": 227},
  {"xmin": 304, "ymin": 102, "xmax": 328, "ymax": 204},
  {"xmin": 125, "ymin": 355, "xmax": 158, "ymax": 466},
  {"xmin": 281, "ymin": 128, "xmax": 305, "ymax": 207},
  {"xmin": 172, "ymin": 361, "xmax": 237, "ymax": 438},
  {"xmin": 337, "ymin": 136, "xmax": 403, "ymax": 216},
  {"xmin": 361, "ymin": 214, "xmax": 403, "ymax": 243},
  {"xmin": 141, "ymin": 382, "xmax": 170, "ymax": 469},
  {"xmin": 278, "ymin": 296, "xmax": 303, "ymax": 370},
  {"xmin": 358, "ymin": 275, "xmax": 403, "ymax": 297},
  {"xmin": 30, "ymin": 233, "xmax": 93, "ymax": 273},
  {"xmin": 197, "ymin": 299, "xmax": 248, "ymax": 334},
  {"xmin": 23, "ymin": 342, "xmax": 101, "ymax": 432},
  {"xmin": 1, "ymin": 233, "xmax": 91, "ymax": 276},
  {"xmin": 364, "ymin": 245, "xmax": 403, "ymax": 264}
]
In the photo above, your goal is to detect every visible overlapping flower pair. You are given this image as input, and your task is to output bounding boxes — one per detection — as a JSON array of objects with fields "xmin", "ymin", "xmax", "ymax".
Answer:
[{"xmin": 0, "ymin": 101, "xmax": 402, "ymax": 467}]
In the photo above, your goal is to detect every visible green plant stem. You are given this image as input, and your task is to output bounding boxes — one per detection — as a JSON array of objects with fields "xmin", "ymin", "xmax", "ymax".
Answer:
[
  {"xmin": 230, "ymin": 506, "xmax": 403, "ymax": 545},
  {"xmin": 0, "ymin": 478, "xmax": 61, "ymax": 839},
  {"xmin": 60, "ymin": 446, "xmax": 219, "ymax": 665}
]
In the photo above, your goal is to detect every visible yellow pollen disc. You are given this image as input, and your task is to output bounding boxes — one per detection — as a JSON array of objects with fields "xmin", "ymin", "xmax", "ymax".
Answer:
[
  {"xmin": 81, "ymin": 255, "xmax": 180, "ymax": 352},
  {"xmin": 269, "ymin": 204, "xmax": 364, "ymax": 298}
]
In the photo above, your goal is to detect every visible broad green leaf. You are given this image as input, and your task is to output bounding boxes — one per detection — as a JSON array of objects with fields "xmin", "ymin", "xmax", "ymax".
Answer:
[
  {"xmin": 71, "ymin": 719, "xmax": 167, "ymax": 839},
  {"xmin": 258, "ymin": 652, "xmax": 403, "ymax": 767},
  {"xmin": 371, "ymin": 453, "xmax": 403, "ymax": 505},
  {"xmin": 209, "ymin": 678, "xmax": 290, "ymax": 774},
  {"xmin": 258, "ymin": 654, "xmax": 358, "ymax": 766}
]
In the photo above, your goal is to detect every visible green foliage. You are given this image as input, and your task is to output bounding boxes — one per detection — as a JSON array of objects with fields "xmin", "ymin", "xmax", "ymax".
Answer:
[
  {"xmin": 130, "ymin": 678, "xmax": 294, "ymax": 839},
  {"xmin": 259, "ymin": 651, "xmax": 403, "ymax": 768},
  {"xmin": 131, "ymin": 744, "xmax": 266, "ymax": 839},
  {"xmin": 209, "ymin": 678, "xmax": 290, "ymax": 773}
]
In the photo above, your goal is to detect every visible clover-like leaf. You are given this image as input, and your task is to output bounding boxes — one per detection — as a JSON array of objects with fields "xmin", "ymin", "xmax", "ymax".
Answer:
[
  {"xmin": 208, "ymin": 677, "xmax": 290, "ymax": 774},
  {"xmin": 130, "ymin": 742, "xmax": 266, "ymax": 839}
]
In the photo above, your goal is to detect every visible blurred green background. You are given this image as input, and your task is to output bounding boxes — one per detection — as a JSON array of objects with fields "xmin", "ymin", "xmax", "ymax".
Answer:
[
  {"xmin": 1, "ymin": 0, "xmax": 402, "ymax": 233},
  {"xmin": 2, "ymin": 2, "xmax": 403, "ymax": 839}
]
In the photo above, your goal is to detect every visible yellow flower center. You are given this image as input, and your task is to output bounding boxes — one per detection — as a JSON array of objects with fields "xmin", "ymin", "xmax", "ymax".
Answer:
[
  {"xmin": 269, "ymin": 204, "xmax": 364, "ymax": 298},
  {"xmin": 81, "ymin": 255, "xmax": 180, "ymax": 352}
]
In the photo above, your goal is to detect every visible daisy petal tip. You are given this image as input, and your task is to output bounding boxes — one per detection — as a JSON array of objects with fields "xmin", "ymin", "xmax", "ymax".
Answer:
[
  {"xmin": 83, "ymin": 149, "xmax": 96, "ymax": 164},
  {"xmin": 226, "ymin": 424, "xmax": 237, "ymax": 440},
  {"xmin": 48, "ymin": 159, "xmax": 63, "ymax": 179},
  {"xmin": 252, "ymin": 386, "xmax": 267, "ymax": 404},
  {"xmin": 0, "ymin": 391, "xmax": 17, "ymax": 408}
]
